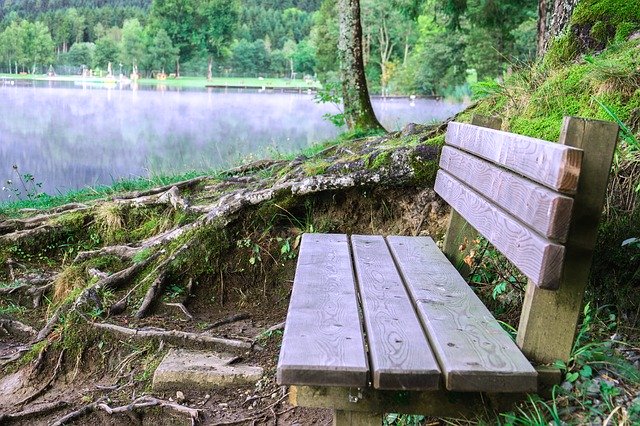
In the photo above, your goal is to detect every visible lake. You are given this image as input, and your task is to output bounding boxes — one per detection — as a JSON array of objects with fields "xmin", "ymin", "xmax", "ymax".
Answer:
[{"xmin": 0, "ymin": 80, "xmax": 464, "ymax": 200}]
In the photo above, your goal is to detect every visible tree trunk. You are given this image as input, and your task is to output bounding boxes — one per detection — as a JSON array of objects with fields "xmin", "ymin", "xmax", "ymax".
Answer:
[
  {"xmin": 338, "ymin": 0, "xmax": 384, "ymax": 132},
  {"xmin": 176, "ymin": 58, "xmax": 180, "ymax": 78},
  {"xmin": 207, "ymin": 57, "xmax": 213, "ymax": 80},
  {"xmin": 537, "ymin": 0, "xmax": 579, "ymax": 56}
]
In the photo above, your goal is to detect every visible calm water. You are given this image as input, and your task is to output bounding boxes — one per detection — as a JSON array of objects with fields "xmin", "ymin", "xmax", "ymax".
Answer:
[{"xmin": 0, "ymin": 80, "xmax": 464, "ymax": 199}]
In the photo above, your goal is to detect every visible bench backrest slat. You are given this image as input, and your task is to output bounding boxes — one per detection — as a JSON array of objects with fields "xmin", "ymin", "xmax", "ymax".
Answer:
[
  {"xmin": 435, "ymin": 170, "xmax": 565, "ymax": 288},
  {"xmin": 446, "ymin": 122, "xmax": 583, "ymax": 194},
  {"xmin": 351, "ymin": 235, "xmax": 441, "ymax": 390},
  {"xmin": 440, "ymin": 146, "xmax": 575, "ymax": 242}
]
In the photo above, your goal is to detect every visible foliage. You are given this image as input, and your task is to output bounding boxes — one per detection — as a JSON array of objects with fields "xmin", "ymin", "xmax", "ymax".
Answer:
[
  {"xmin": 2, "ymin": 165, "xmax": 44, "ymax": 201},
  {"xmin": 500, "ymin": 305, "xmax": 639, "ymax": 425},
  {"xmin": 314, "ymin": 81, "xmax": 346, "ymax": 127}
]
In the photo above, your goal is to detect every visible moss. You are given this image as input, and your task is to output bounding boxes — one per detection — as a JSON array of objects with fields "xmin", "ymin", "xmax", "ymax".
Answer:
[
  {"xmin": 572, "ymin": 0, "xmax": 640, "ymax": 32},
  {"xmin": 409, "ymin": 145, "xmax": 440, "ymax": 186},
  {"xmin": 367, "ymin": 150, "xmax": 393, "ymax": 170},
  {"xmin": 570, "ymin": 0, "xmax": 640, "ymax": 52},
  {"xmin": 302, "ymin": 158, "xmax": 331, "ymax": 176},
  {"xmin": 544, "ymin": 32, "xmax": 580, "ymax": 67}
]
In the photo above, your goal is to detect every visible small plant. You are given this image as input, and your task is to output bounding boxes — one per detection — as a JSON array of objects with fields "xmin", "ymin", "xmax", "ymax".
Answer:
[
  {"xmin": 2, "ymin": 164, "xmax": 44, "ymax": 200},
  {"xmin": 384, "ymin": 413, "xmax": 425, "ymax": 425},
  {"xmin": 314, "ymin": 81, "xmax": 346, "ymax": 127}
]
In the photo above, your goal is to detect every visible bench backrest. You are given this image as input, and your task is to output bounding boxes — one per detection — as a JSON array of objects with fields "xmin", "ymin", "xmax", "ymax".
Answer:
[
  {"xmin": 435, "ymin": 122, "xmax": 583, "ymax": 289},
  {"xmin": 436, "ymin": 116, "xmax": 619, "ymax": 364}
]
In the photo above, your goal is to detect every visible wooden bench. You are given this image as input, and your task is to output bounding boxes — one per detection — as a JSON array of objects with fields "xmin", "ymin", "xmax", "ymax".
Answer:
[{"xmin": 276, "ymin": 116, "xmax": 619, "ymax": 424}]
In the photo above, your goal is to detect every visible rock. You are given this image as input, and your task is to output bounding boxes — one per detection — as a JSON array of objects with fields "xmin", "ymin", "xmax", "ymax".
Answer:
[
  {"xmin": 152, "ymin": 349, "xmax": 263, "ymax": 391},
  {"xmin": 176, "ymin": 390, "xmax": 185, "ymax": 403}
]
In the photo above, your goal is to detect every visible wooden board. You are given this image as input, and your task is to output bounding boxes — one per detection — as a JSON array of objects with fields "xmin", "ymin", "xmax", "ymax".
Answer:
[
  {"xmin": 517, "ymin": 117, "xmax": 620, "ymax": 364},
  {"xmin": 387, "ymin": 236, "xmax": 537, "ymax": 393},
  {"xmin": 439, "ymin": 146, "xmax": 574, "ymax": 242},
  {"xmin": 445, "ymin": 122, "xmax": 583, "ymax": 194},
  {"xmin": 290, "ymin": 385, "xmax": 488, "ymax": 419},
  {"xmin": 350, "ymin": 235, "xmax": 441, "ymax": 390},
  {"xmin": 435, "ymin": 170, "xmax": 565, "ymax": 289},
  {"xmin": 277, "ymin": 233, "xmax": 369, "ymax": 387}
]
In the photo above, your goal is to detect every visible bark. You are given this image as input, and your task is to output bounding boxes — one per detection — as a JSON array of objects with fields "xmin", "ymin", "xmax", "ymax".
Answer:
[
  {"xmin": 538, "ymin": 0, "xmax": 579, "ymax": 55},
  {"xmin": 338, "ymin": 0, "xmax": 384, "ymax": 132}
]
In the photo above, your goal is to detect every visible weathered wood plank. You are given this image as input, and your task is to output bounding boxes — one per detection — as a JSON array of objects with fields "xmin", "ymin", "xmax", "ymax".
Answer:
[
  {"xmin": 290, "ymin": 385, "xmax": 488, "ymax": 418},
  {"xmin": 333, "ymin": 410, "xmax": 382, "ymax": 426},
  {"xmin": 350, "ymin": 235, "xmax": 441, "ymax": 390},
  {"xmin": 277, "ymin": 233, "xmax": 369, "ymax": 387},
  {"xmin": 441, "ymin": 115, "xmax": 501, "ymax": 276},
  {"xmin": 517, "ymin": 117, "xmax": 619, "ymax": 364},
  {"xmin": 439, "ymin": 146, "xmax": 574, "ymax": 242},
  {"xmin": 445, "ymin": 122, "xmax": 583, "ymax": 193},
  {"xmin": 387, "ymin": 236, "xmax": 537, "ymax": 393},
  {"xmin": 435, "ymin": 170, "xmax": 565, "ymax": 289}
]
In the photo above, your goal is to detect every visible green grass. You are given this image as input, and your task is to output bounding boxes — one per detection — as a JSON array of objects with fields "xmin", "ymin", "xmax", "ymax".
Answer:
[
  {"xmin": 0, "ymin": 169, "xmax": 216, "ymax": 216},
  {"xmin": 0, "ymin": 73, "xmax": 321, "ymax": 89}
]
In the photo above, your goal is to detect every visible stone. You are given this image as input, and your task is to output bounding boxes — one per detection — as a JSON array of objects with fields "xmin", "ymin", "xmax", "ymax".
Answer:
[
  {"xmin": 152, "ymin": 349, "xmax": 263, "ymax": 391},
  {"xmin": 176, "ymin": 390, "xmax": 185, "ymax": 403}
]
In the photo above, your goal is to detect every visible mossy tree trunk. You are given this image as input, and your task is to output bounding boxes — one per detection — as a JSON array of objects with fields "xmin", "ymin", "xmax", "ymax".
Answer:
[
  {"xmin": 538, "ymin": 0, "xmax": 579, "ymax": 55},
  {"xmin": 338, "ymin": 0, "xmax": 384, "ymax": 132}
]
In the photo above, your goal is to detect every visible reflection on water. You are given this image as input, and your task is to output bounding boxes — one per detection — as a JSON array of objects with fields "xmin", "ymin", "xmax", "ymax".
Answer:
[{"xmin": 0, "ymin": 81, "xmax": 464, "ymax": 199}]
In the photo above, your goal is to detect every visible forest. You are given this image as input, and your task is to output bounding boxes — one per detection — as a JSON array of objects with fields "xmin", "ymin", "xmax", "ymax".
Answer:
[{"xmin": 0, "ymin": 0, "xmax": 536, "ymax": 95}]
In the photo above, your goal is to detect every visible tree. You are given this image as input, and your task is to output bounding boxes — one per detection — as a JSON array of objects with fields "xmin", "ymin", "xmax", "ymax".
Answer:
[
  {"xmin": 121, "ymin": 18, "xmax": 146, "ymax": 75},
  {"xmin": 66, "ymin": 42, "xmax": 95, "ymax": 68},
  {"xmin": 150, "ymin": 0, "xmax": 197, "ymax": 77},
  {"xmin": 0, "ymin": 20, "xmax": 25, "ymax": 73},
  {"xmin": 537, "ymin": 0, "xmax": 579, "ymax": 55},
  {"xmin": 292, "ymin": 39, "xmax": 315, "ymax": 76},
  {"xmin": 195, "ymin": 0, "xmax": 240, "ymax": 80},
  {"xmin": 337, "ymin": 0, "xmax": 384, "ymax": 131},
  {"xmin": 22, "ymin": 21, "xmax": 55, "ymax": 74},
  {"xmin": 94, "ymin": 36, "xmax": 120, "ymax": 70},
  {"xmin": 147, "ymin": 28, "xmax": 179, "ymax": 74}
]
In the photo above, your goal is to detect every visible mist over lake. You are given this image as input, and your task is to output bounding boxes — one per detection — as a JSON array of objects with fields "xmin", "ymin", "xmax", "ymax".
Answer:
[{"xmin": 0, "ymin": 81, "xmax": 464, "ymax": 199}]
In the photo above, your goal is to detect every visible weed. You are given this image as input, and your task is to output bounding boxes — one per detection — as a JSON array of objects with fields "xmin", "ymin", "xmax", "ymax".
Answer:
[
  {"xmin": 0, "ymin": 302, "xmax": 26, "ymax": 315},
  {"xmin": 384, "ymin": 413, "xmax": 425, "ymax": 425},
  {"xmin": 2, "ymin": 165, "xmax": 44, "ymax": 200},
  {"xmin": 314, "ymin": 81, "xmax": 346, "ymax": 127}
]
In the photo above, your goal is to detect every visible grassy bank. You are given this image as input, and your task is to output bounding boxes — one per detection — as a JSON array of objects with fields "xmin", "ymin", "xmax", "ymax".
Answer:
[{"xmin": 0, "ymin": 73, "xmax": 321, "ymax": 89}]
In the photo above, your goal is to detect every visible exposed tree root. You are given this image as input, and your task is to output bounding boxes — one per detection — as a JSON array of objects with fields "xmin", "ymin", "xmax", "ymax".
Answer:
[
  {"xmin": 0, "ymin": 205, "xmax": 90, "ymax": 235},
  {"xmin": 51, "ymin": 396, "xmax": 202, "ymax": 426},
  {"xmin": 0, "ymin": 318, "xmax": 37, "ymax": 336},
  {"xmin": 113, "ymin": 185, "xmax": 190, "ymax": 211},
  {"xmin": 74, "ymin": 245, "xmax": 140, "ymax": 263},
  {"xmin": 164, "ymin": 302, "xmax": 194, "ymax": 320},
  {"xmin": 0, "ymin": 281, "xmax": 52, "ymax": 308},
  {"xmin": 17, "ymin": 349, "xmax": 65, "ymax": 407},
  {"xmin": 36, "ymin": 253, "xmax": 161, "ymax": 341},
  {"xmin": 203, "ymin": 313, "xmax": 251, "ymax": 331},
  {"xmin": 253, "ymin": 322, "xmax": 285, "ymax": 341},
  {"xmin": 0, "ymin": 344, "xmax": 31, "ymax": 366},
  {"xmin": 112, "ymin": 176, "xmax": 208, "ymax": 200},
  {"xmin": 92, "ymin": 322, "xmax": 252, "ymax": 352},
  {"xmin": 135, "ymin": 241, "xmax": 192, "ymax": 318},
  {"xmin": 0, "ymin": 400, "xmax": 69, "ymax": 423}
]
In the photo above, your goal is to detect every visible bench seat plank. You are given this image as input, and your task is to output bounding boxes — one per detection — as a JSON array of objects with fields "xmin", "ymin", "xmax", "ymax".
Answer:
[
  {"xmin": 446, "ymin": 122, "xmax": 583, "ymax": 194},
  {"xmin": 277, "ymin": 233, "xmax": 369, "ymax": 387},
  {"xmin": 387, "ymin": 236, "xmax": 537, "ymax": 393},
  {"xmin": 351, "ymin": 235, "xmax": 441, "ymax": 390},
  {"xmin": 440, "ymin": 146, "xmax": 574, "ymax": 242},
  {"xmin": 435, "ymin": 170, "xmax": 565, "ymax": 289}
]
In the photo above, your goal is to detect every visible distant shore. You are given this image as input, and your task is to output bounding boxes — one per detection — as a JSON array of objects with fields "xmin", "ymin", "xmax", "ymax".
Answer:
[{"xmin": 0, "ymin": 73, "xmax": 321, "ymax": 90}]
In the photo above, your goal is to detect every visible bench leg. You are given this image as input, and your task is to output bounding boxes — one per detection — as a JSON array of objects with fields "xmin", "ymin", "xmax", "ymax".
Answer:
[{"xmin": 333, "ymin": 410, "xmax": 382, "ymax": 426}]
